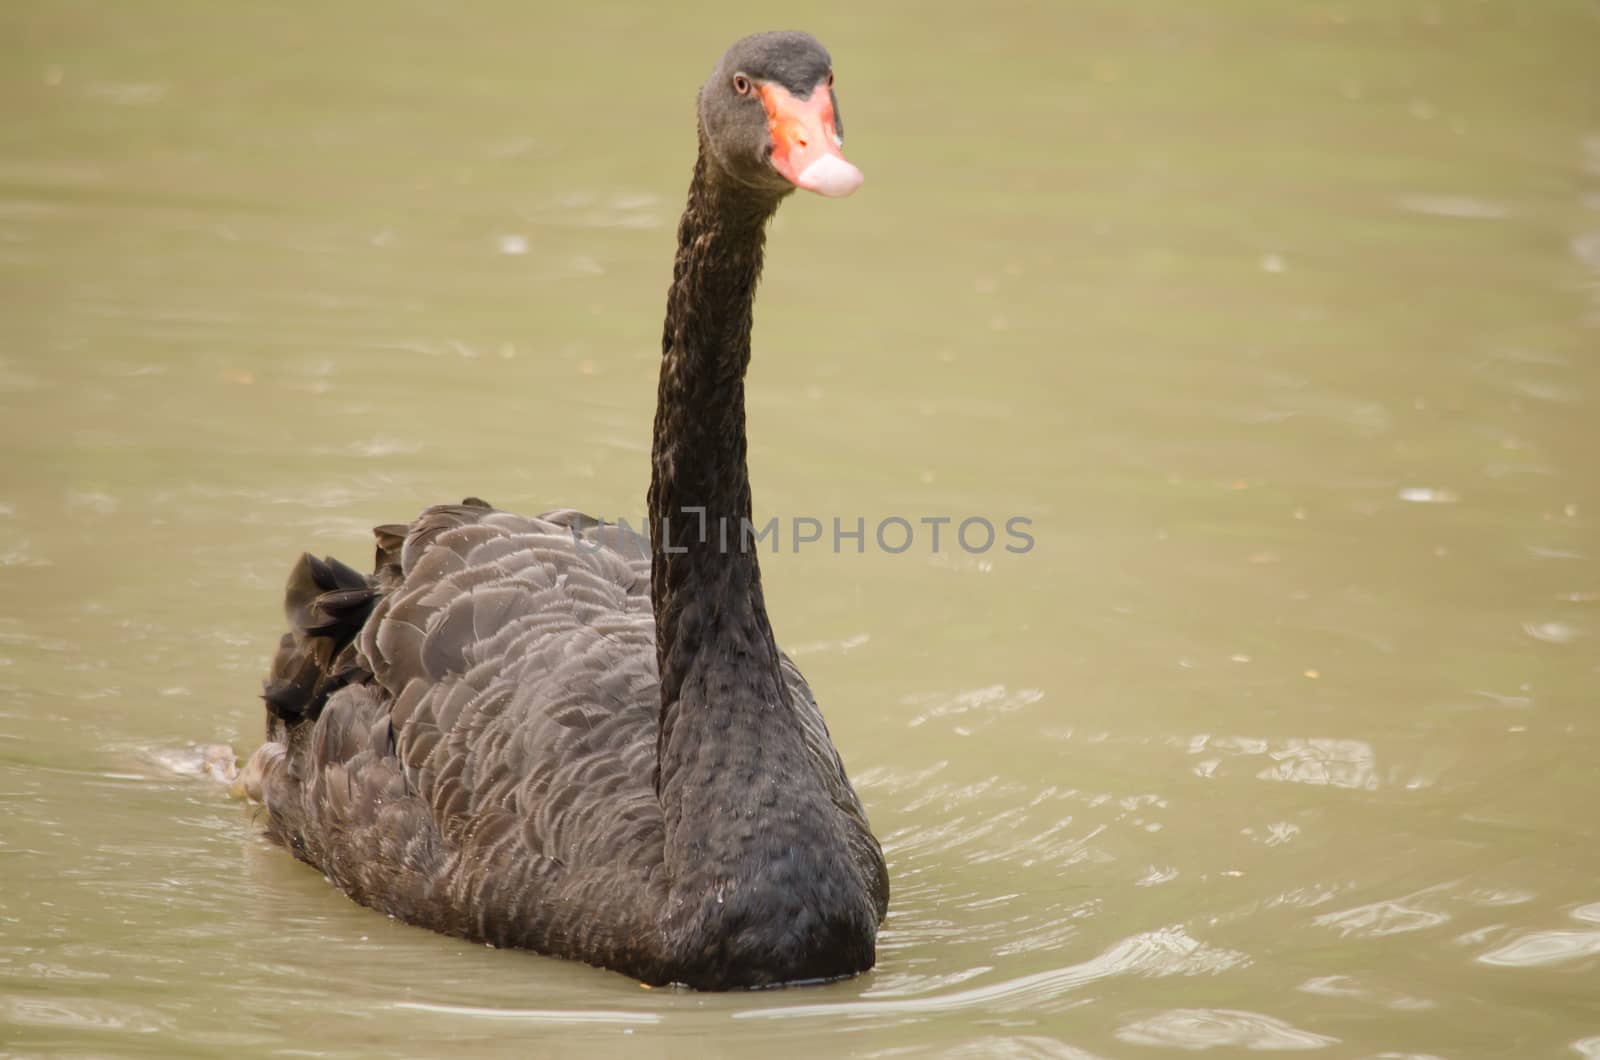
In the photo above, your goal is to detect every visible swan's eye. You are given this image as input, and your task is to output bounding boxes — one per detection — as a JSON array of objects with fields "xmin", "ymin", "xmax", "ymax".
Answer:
[
  {"xmin": 826, "ymin": 71, "xmax": 834, "ymax": 87},
  {"xmin": 732, "ymin": 74, "xmax": 752, "ymax": 96}
]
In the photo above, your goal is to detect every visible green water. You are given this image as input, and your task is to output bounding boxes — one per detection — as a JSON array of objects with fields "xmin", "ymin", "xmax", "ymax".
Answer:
[{"xmin": 3, "ymin": 1, "xmax": 1599, "ymax": 1056}]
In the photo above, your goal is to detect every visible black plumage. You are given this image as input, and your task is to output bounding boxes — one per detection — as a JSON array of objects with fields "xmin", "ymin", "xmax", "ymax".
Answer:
[{"xmin": 241, "ymin": 31, "xmax": 888, "ymax": 989}]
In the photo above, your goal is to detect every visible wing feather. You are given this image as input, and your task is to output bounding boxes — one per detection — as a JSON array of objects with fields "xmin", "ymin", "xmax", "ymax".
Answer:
[{"xmin": 253, "ymin": 497, "xmax": 878, "ymax": 977}]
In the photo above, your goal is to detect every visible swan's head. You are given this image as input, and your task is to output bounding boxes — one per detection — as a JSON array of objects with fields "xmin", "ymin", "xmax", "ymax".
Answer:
[{"xmin": 699, "ymin": 31, "xmax": 862, "ymax": 200}]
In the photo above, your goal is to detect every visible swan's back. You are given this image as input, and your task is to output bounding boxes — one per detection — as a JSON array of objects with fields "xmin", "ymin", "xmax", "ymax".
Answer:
[{"xmin": 247, "ymin": 500, "xmax": 880, "ymax": 984}]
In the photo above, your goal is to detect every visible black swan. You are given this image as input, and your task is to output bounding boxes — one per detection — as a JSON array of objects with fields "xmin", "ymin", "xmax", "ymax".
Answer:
[{"xmin": 240, "ymin": 31, "xmax": 889, "ymax": 990}]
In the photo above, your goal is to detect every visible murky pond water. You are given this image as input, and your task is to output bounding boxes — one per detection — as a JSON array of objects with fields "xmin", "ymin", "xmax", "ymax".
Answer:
[{"xmin": 4, "ymin": 1, "xmax": 1599, "ymax": 1056}]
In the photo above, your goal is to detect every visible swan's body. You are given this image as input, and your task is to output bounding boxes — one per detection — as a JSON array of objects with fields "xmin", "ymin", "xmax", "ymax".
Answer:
[{"xmin": 242, "ymin": 32, "xmax": 888, "ymax": 989}]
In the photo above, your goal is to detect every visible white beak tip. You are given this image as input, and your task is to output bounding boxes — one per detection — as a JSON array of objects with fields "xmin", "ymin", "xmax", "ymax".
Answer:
[{"xmin": 795, "ymin": 154, "xmax": 864, "ymax": 198}]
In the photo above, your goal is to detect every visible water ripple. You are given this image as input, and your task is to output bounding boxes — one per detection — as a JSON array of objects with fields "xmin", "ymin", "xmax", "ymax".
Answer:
[
  {"xmin": 1189, "ymin": 735, "xmax": 1379, "ymax": 791},
  {"xmin": 735, "ymin": 926, "xmax": 1246, "ymax": 1021},
  {"xmin": 1313, "ymin": 894, "xmax": 1452, "ymax": 939},
  {"xmin": 2, "ymin": 995, "xmax": 169, "ymax": 1034},
  {"xmin": 1477, "ymin": 928, "xmax": 1600, "ymax": 968},
  {"xmin": 1396, "ymin": 193, "xmax": 1515, "ymax": 220},
  {"xmin": 388, "ymin": 1000, "xmax": 661, "ymax": 1024},
  {"xmin": 1571, "ymin": 902, "xmax": 1600, "ymax": 924},
  {"xmin": 1474, "ymin": 899, "xmax": 1600, "ymax": 967},
  {"xmin": 865, "ymin": 1037, "xmax": 1106, "ymax": 1060},
  {"xmin": 1115, "ymin": 1008, "xmax": 1336, "ymax": 1051},
  {"xmin": 904, "ymin": 684, "xmax": 1044, "ymax": 732},
  {"xmin": 1297, "ymin": 974, "xmax": 1432, "ymax": 1011}
]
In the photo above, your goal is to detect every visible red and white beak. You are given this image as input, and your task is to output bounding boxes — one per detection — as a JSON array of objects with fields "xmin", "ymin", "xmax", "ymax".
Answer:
[{"xmin": 758, "ymin": 81, "xmax": 863, "ymax": 198}]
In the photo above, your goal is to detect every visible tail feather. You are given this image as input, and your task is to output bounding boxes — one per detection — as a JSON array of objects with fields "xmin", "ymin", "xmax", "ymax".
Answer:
[
  {"xmin": 257, "ymin": 499, "xmax": 498, "ymax": 747},
  {"xmin": 284, "ymin": 553, "xmax": 367, "ymax": 631},
  {"xmin": 261, "ymin": 552, "xmax": 381, "ymax": 742}
]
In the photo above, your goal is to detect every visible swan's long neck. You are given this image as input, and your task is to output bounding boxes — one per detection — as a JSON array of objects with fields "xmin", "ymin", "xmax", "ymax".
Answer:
[{"xmin": 649, "ymin": 142, "xmax": 786, "ymax": 720}]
